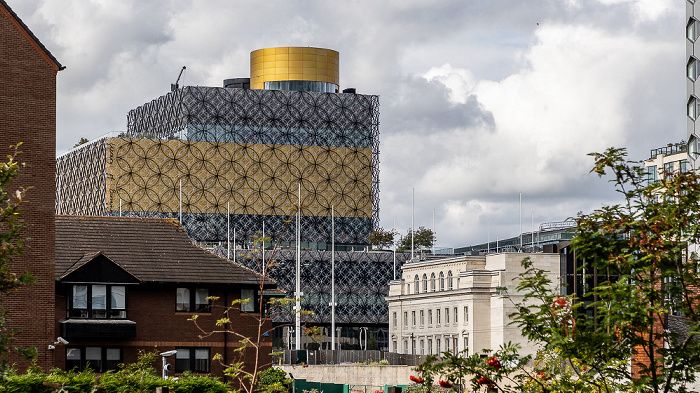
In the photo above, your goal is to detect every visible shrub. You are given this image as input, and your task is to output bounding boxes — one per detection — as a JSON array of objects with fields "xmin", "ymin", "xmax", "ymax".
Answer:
[
  {"xmin": 257, "ymin": 367, "xmax": 290, "ymax": 393},
  {"xmin": 171, "ymin": 374, "xmax": 228, "ymax": 393}
]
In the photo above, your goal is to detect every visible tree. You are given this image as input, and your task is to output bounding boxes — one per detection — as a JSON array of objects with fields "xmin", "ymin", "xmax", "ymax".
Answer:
[
  {"xmin": 368, "ymin": 227, "xmax": 395, "ymax": 250},
  {"xmin": 397, "ymin": 226, "xmax": 435, "ymax": 253},
  {"xmin": 0, "ymin": 144, "xmax": 36, "ymax": 367},
  {"xmin": 72, "ymin": 137, "xmax": 89, "ymax": 148},
  {"xmin": 416, "ymin": 147, "xmax": 700, "ymax": 393}
]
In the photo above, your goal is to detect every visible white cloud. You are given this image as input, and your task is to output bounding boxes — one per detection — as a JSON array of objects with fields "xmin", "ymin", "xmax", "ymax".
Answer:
[{"xmin": 5, "ymin": 0, "xmax": 686, "ymax": 248}]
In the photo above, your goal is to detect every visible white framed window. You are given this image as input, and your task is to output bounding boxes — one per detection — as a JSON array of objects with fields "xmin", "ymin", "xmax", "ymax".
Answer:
[
  {"xmin": 445, "ymin": 308, "xmax": 450, "ymax": 324},
  {"xmin": 428, "ymin": 339, "xmax": 433, "ymax": 354},
  {"xmin": 420, "ymin": 310, "xmax": 424, "ymax": 327},
  {"xmin": 688, "ymin": 96, "xmax": 699, "ymax": 120},
  {"xmin": 240, "ymin": 288, "xmax": 256, "ymax": 312},
  {"xmin": 689, "ymin": 18, "xmax": 700, "ymax": 42},
  {"xmin": 69, "ymin": 284, "xmax": 127, "ymax": 319},
  {"xmin": 454, "ymin": 307, "xmax": 458, "ymax": 324},
  {"xmin": 428, "ymin": 309, "xmax": 433, "ymax": 325},
  {"xmin": 464, "ymin": 306, "xmax": 469, "ymax": 323},
  {"xmin": 689, "ymin": 57, "xmax": 699, "ymax": 81}
]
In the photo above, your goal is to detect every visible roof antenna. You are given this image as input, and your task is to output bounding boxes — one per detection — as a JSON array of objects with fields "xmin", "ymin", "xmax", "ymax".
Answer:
[{"xmin": 171, "ymin": 66, "xmax": 186, "ymax": 92}]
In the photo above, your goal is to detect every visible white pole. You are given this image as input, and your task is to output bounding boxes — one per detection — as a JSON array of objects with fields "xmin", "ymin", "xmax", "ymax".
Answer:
[
  {"xmin": 119, "ymin": 199, "xmax": 122, "ymax": 217},
  {"xmin": 331, "ymin": 205, "xmax": 336, "ymax": 350},
  {"xmin": 487, "ymin": 217, "xmax": 490, "ymax": 254},
  {"xmin": 519, "ymin": 192, "xmax": 522, "ymax": 251},
  {"xmin": 179, "ymin": 179, "xmax": 182, "ymax": 223},
  {"xmin": 411, "ymin": 187, "xmax": 415, "ymax": 260},
  {"xmin": 227, "ymin": 202, "xmax": 230, "ymax": 260},
  {"xmin": 393, "ymin": 217, "xmax": 396, "ymax": 280},
  {"xmin": 296, "ymin": 183, "xmax": 301, "ymax": 350},
  {"xmin": 497, "ymin": 235, "xmax": 499, "ymax": 253},
  {"xmin": 531, "ymin": 211, "xmax": 534, "ymax": 252},
  {"xmin": 432, "ymin": 208, "xmax": 435, "ymax": 254},
  {"xmin": 233, "ymin": 228, "xmax": 236, "ymax": 264},
  {"xmin": 262, "ymin": 220, "xmax": 266, "ymax": 276}
]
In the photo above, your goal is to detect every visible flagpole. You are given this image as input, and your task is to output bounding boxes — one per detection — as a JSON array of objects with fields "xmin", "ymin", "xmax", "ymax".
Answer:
[
  {"xmin": 227, "ymin": 202, "xmax": 230, "ymax": 259},
  {"xmin": 331, "ymin": 205, "xmax": 336, "ymax": 350},
  {"xmin": 411, "ymin": 187, "xmax": 414, "ymax": 260},
  {"xmin": 295, "ymin": 183, "xmax": 301, "ymax": 350}
]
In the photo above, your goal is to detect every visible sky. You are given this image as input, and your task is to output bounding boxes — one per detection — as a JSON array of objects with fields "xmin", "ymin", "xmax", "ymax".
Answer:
[{"xmin": 8, "ymin": 0, "xmax": 686, "ymax": 249}]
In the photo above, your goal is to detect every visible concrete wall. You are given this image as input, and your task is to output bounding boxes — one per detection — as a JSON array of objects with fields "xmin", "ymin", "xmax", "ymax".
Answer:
[{"xmin": 280, "ymin": 365, "xmax": 415, "ymax": 386}]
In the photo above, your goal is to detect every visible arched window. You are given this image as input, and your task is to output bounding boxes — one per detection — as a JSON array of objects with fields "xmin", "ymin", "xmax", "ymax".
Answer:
[
  {"xmin": 422, "ymin": 274, "xmax": 428, "ymax": 293},
  {"xmin": 439, "ymin": 272, "xmax": 445, "ymax": 291},
  {"xmin": 447, "ymin": 271, "xmax": 453, "ymax": 290},
  {"xmin": 414, "ymin": 275, "xmax": 420, "ymax": 294},
  {"xmin": 430, "ymin": 273, "xmax": 436, "ymax": 292}
]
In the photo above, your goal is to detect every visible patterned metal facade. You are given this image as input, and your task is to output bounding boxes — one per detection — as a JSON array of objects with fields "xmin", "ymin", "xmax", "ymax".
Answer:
[
  {"xmin": 56, "ymin": 86, "xmax": 380, "ymax": 245},
  {"xmin": 224, "ymin": 249, "xmax": 412, "ymax": 326}
]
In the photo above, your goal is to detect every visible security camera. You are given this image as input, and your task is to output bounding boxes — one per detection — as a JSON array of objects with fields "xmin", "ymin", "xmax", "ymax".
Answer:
[
  {"xmin": 55, "ymin": 337, "xmax": 69, "ymax": 345},
  {"xmin": 163, "ymin": 363, "xmax": 173, "ymax": 372},
  {"xmin": 48, "ymin": 345, "xmax": 56, "ymax": 350},
  {"xmin": 160, "ymin": 350, "xmax": 178, "ymax": 357}
]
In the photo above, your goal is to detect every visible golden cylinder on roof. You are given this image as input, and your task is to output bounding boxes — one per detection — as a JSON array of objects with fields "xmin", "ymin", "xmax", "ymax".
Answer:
[{"xmin": 250, "ymin": 47, "xmax": 340, "ymax": 90}]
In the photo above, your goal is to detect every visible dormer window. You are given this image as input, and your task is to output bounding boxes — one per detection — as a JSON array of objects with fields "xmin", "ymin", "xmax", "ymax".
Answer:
[{"xmin": 69, "ymin": 284, "xmax": 126, "ymax": 319}]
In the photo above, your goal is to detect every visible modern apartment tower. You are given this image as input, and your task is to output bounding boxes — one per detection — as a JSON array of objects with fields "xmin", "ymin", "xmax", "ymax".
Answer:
[
  {"xmin": 57, "ymin": 47, "xmax": 380, "ymax": 249},
  {"xmin": 688, "ymin": 2, "xmax": 700, "ymax": 158}
]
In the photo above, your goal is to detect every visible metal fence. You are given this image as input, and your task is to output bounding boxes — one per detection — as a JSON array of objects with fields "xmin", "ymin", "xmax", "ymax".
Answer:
[{"xmin": 278, "ymin": 350, "xmax": 427, "ymax": 366}]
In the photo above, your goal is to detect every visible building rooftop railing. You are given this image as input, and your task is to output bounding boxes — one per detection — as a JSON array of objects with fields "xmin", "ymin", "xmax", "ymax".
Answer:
[{"xmin": 650, "ymin": 142, "xmax": 687, "ymax": 160}]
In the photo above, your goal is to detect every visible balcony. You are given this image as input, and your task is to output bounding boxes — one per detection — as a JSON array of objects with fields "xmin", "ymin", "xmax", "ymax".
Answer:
[{"xmin": 59, "ymin": 319, "xmax": 136, "ymax": 339}]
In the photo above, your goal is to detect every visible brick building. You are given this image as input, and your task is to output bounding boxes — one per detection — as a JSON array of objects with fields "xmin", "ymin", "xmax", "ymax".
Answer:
[
  {"xmin": 0, "ymin": 0, "xmax": 63, "ymax": 369},
  {"xmin": 54, "ymin": 215, "xmax": 275, "ymax": 376}
]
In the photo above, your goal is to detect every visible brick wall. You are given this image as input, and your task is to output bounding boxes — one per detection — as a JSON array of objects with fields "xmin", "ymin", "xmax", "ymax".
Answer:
[{"xmin": 0, "ymin": 5, "xmax": 58, "ymax": 370}]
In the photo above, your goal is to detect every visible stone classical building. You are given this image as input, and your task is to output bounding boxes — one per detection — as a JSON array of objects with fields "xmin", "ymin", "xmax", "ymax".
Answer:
[{"xmin": 386, "ymin": 252, "xmax": 561, "ymax": 357}]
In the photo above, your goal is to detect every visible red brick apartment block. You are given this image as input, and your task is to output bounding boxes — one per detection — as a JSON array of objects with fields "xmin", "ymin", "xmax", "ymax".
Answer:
[
  {"xmin": 0, "ymin": 0, "xmax": 63, "ymax": 370},
  {"xmin": 54, "ymin": 216, "xmax": 274, "ymax": 378}
]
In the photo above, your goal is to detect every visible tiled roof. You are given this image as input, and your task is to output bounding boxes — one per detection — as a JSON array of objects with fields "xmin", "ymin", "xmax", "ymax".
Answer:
[{"xmin": 56, "ymin": 215, "xmax": 270, "ymax": 286}]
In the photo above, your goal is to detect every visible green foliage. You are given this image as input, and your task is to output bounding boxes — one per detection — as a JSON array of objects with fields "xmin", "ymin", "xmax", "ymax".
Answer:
[
  {"xmin": 368, "ymin": 228, "xmax": 395, "ymax": 249},
  {"xmin": 397, "ymin": 227, "xmax": 435, "ymax": 253},
  {"xmin": 416, "ymin": 147, "xmax": 700, "ymax": 393},
  {"xmin": 0, "ymin": 351, "xmax": 228, "ymax": 393},
  {"xmin": 367, "ymin": 332, "xmax": 377, "ymax": 350},
  {"xmin": 72, "ymin": 137, "xmax": 89, "ymax": 148},
  {"xmin": 0, "ymin": 145, "xmax": 36, "ymax": 368},
  {"xmin": 98, "ymin": 350, "xmax": 162, "ymax": 393},
  {"xmin": 170, "ymin": 374, "xmax": 228, "ymax": 393},
  {"xmin": 256, "ymin": 367, "xmax": 291, "ymax": 393},
  {"xmin": 1, "ymin": 367, "xmax": 52, "ymax": 393}
]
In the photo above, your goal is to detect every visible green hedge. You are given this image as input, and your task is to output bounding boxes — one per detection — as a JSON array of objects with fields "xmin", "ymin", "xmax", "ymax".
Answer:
[{"xmin": 0, "ymin": 365, "xmax": 229, "ymax": 393}]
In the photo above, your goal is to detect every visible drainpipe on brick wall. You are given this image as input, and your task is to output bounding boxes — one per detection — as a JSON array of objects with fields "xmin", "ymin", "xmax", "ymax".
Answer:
[{"xmin": 224, "ymin": 290, "xmax": 228, "ymax": 379}]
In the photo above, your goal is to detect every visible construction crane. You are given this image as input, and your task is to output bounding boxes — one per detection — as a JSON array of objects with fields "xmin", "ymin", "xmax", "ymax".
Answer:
[{"xmin": 171, "ymin": 66, "xmax": 186, "ymax": 92}]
